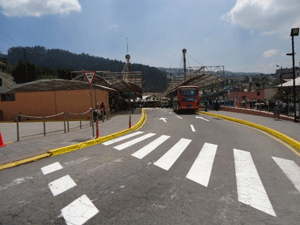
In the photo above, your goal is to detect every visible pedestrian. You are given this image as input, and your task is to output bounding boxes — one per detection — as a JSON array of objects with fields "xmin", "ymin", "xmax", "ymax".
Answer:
[
  {"xmin": 277, "ymin": 104, "xmax": 281, "ymax": 120},
  {"xmin": 100, "ymin": 102, "xmax": 106, "ymax": 120},
  {"xmin": 274, "ymin": 104, "xmax": 279, "ymax": 120},
  {"xmin": 205, "ymin": 99, "xmax": 209, "ymax": 112}
]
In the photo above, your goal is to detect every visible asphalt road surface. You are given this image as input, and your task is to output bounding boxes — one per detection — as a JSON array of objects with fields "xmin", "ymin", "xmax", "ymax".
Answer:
[{"xmin": 0, "ymin": 108, "xmax": 299, "ymax": 225}]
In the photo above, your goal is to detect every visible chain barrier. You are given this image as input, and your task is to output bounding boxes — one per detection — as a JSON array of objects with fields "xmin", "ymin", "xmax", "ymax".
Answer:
[{"xmin": 16, "ymin": 109, "xmax": 92, "ymax": 141}]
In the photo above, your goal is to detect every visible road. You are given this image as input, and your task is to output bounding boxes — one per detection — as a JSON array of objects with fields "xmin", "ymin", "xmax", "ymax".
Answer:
[{"xmin": 0, "ymin": 108, "xmax": 299, "ymax": 224}]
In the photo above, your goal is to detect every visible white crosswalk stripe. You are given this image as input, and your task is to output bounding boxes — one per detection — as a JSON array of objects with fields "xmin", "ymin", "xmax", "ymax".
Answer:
[
  {"xmin": 114, "ymin": 133, "xmax": 156, "ymax": 150},
  {"xmin": 102, "ymin": 131, "xmax": 144, "ymax": 146},
  {"xmin": 132, "ymin": 135, "xmax": 171, "ymax": 159},
  {"xmin": 272, "ymin": 156, "xmax": 300, "ymax": 193},
  {"xmin": 48, "ymin": 175, "xmax": 77, "ymax": 197},
  {"xmin": 154, "ymin": 138, "xmax": 192, "ymax": 171},
  {"xmin": 234, "ymin": 149, "xmax": 276, "ymax": 217},
  {"xmin": 186, "ymin": 143, "xmax": 217, "ymax": 187},
  {"xmin": 104, "ymin": 132, "xmax": 300, "ymax": 217}
]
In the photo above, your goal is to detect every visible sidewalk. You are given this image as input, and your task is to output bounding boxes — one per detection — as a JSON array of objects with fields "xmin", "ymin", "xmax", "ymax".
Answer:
[
  {"xmin": 0, "ymin": 111, "xmax": 142, "ymax": 166},
  {"xmin": 200, "ymin": 109, "xmax": 300, "ymax": 143}
]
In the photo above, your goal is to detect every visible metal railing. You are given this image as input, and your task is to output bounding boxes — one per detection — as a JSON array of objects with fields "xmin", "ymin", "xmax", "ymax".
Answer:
[{"xmin": 16, "ymin": 109, "xmax": 91, "ymax": 141}]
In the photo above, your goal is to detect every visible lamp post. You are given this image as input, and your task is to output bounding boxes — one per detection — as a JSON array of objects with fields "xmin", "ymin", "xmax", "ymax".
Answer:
[{"xmin": 286, "ymin": 27, "xmax": 299, "ymax": 122}]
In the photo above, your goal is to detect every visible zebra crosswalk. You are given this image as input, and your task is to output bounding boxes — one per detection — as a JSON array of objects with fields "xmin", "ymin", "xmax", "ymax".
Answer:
[{"xmin": 102, "ymin": 131, "xmax": 300, "ymax": 217}]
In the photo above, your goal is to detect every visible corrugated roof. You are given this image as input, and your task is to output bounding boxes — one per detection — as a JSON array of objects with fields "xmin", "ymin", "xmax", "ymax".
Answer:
[{"xmin": 1, "ymin": 79, "xmax": 117, "ymax": 93}]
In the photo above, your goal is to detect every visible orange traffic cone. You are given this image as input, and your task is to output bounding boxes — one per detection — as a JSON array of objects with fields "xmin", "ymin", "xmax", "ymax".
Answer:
[{"xmin": 0, "ymin": 132, "xmax": 6, "ymax": 147}]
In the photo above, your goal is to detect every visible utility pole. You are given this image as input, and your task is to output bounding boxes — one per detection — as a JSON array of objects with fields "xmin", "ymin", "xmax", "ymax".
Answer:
[
  {"xmin": 24, "ymin": 50, "xmax": 28, "ymax": 82},
  {"xmin": 182, "ymin": 49, "xmax": 187, "ymax": 81}
]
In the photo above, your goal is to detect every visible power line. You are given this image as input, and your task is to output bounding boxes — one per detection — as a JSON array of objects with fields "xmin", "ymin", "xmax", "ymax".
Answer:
[
  {"xmin": 1, "ymin": 32, "xmax": 20, "ymax": 46},
  {"xmin": 187, "ymin": 53, "xmax": 203, "ymax": 66}
]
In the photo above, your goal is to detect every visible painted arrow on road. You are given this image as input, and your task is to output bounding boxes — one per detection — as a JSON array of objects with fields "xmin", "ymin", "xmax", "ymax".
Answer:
[
  {"xmin": 159, "ymin": 118, "xmax": 167, "ymax": 123},
  {"xmin": 196, "ymin": 116, "xmax": 209, "ymax": 122}
]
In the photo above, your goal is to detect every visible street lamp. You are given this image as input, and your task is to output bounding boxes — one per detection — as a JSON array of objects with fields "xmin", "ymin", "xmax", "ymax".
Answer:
[{"xmin": 286, "ymin": 27, "xmax": 299, "ymax": 122}]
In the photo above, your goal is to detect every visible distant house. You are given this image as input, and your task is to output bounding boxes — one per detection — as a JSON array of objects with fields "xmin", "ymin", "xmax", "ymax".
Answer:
[
  {"xmin": 231, "ymin": 90, "xmax": 265, "ymax": 107},
  {"xmin": 276, "ymin": 67, "xmax": 300, "ymax": 80}
]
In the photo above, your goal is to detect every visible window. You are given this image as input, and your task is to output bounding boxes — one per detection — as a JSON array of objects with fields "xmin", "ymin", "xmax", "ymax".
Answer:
[
  {"xmin": 0, "ymin": 78, "xmax": 2, "ymax": 86},
  {"xmin": 257, "ymin": 92, "xmax": 261, "ymax": 96},
  {"xmin": 1, "ymin": 93, "xmax": 15, "ymax": 101}
]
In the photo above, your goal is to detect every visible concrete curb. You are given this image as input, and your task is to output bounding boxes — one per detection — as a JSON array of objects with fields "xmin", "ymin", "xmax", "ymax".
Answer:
[
  {"xmin": 0, "ymin": 109, "xmax": 147, "ymax": 171},
  {"xmin": 198, "ymin": 111, "xmax": 300, "ymax": 153}
]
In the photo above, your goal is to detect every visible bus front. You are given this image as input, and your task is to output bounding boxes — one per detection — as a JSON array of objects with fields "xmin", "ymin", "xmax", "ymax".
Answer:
[{"xmin": 178, "ymin": 86, "xmax": 200, "ymax": 111}]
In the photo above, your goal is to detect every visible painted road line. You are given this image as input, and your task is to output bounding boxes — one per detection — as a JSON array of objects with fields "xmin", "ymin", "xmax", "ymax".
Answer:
[
  {"xmin": 132, "ymin": 135, "xmax": 171, "ymax": 159},
  {"xmin": 48, "ymin": 175, "xmax": 77, "ymax": 196},
  {"xmin": 196, "ymin": 116, "xmax": 209, "ymax": 122},
  {"xmin": 234, "ymin": 149, "xmax": 276, "ymax": 217},
  {"xmin": 169, "ymin": 112, "xmax": 172, "ymax": 114},
  {"xmin": 102, "ymin": 131, "xmax": 144, "ymax": 146},
  {"xmin": 154, "ymin": 138, "xmax": 192, "ymax": 171},
  {"xmin": 190, "ymin": 125, "xmax": 196, "ymax": 132},
  {"xmin": 272, "ymin": 157, "xmax": 300, "ymax": 193},
  {"xmin": 177, "ymin": 116, "xmax": 183, "ymax": 119},
  {"xmin": 41, "ymin": 162, "xmax": 63, "ymax": 175},
  {"xmin": 186, "ymin": 143, "xmax": 217, "ymax": 187},
  {"xmin": 61, "ymin": 194, "xmax": 99, "ymax": 225},
  {"xmin": 114, "ymin": 133, "xmax": 156, "ymax": 151}
]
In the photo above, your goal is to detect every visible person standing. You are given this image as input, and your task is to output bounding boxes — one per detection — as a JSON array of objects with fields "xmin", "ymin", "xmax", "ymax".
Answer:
[{"xmin": 205, "ymin": 99, "xmax": 209, "ymax": 112}]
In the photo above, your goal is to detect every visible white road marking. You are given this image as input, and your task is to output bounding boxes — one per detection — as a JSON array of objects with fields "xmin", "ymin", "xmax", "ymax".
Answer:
[
  {"xmin": 64, "ymin": 157, "xmax": 91, "ymax": 166},
  {"xmin": 234, "ymin": 149, "xmax": 276, "ymax": 217},
  {"xmin": 169, "ymin": 112, "xmax": 172, "ymax": 114},
  {"xmin": 61, "ymin": 194, "xmax": 99, "ymax": 225},
  {"xmin": 190, "ymin": 125, "xmax": 196, "ymax": 132},
  {"xmin": 0, "ymin": 177, "xmax": 34, "ymax": 191},
  {"xmin": 102, "ymin": 131, "xmax": 144, "ymax": 146},
  {"xmin": 186, "ymin": 143, "xmax": 217, "ymax": 187},
  {"xmin": 159, "ymin": 118, "xmax": 167, "ymax": 122},
  {"xmin": 272, "ymin": 157, "xmax": 300, "ymax": 193},
  {"xmin": 132, "ymin": 135, "xmax": 171, "ymax": 159},
  {"xmin": 196, "ymin": 116, "xmax": 210, "ymax": 121},
  {"xmin": 177, "ymin": 116, "xmax": 183, "ymax": 119},
  {"xmin": 114, "ymin": 133, "xmax": 156, "ymax": 151},
  {"xmin": 48, "ymin": 175, "xmax": 77, "ymax": 196},
  {"xmin": 154, "ymin": 138, "xmax": 192, "ymax": 171},
  {"xmin": 41, "ymin": 162, "xmax": 63, "ymax": 175}
]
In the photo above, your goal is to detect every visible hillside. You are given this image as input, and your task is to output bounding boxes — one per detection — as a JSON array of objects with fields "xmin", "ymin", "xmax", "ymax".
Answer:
[{"xmin": 4, "ymin": 46, "xmax": 168, "ymax": 92}]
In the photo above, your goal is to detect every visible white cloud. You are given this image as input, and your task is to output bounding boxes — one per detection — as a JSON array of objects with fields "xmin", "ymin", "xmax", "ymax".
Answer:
[
  {"xmin": 263, "ymin": 49, "xmax": 278, "ymax": 57},
  {"xmin": 0, "ymin": 0, "xmax": 81, "ymax": 17},
  {"xmin": 222, "ymin": 0, "xmax": 300, "ymax": 35}
]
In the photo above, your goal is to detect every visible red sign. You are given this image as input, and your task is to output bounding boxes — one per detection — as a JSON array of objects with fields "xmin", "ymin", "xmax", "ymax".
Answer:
[{"xmin": 84, "ymin": 71, "xmax": 96, "ymax": 86}]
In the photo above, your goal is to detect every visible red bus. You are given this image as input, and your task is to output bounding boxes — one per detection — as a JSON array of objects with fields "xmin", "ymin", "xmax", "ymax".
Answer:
[{"xmin": 172, "ymin": 86, "xmax": 200, "ymax": 112}]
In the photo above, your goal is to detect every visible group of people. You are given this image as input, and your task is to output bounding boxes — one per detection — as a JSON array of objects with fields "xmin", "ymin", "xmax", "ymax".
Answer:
[
  {"xmin": 93, "ymin": 102, "xmax": 106, "ymax": 122},
  {"xmin": 205, "ymin": 99, "xmax": 219, "ymax": 112}
]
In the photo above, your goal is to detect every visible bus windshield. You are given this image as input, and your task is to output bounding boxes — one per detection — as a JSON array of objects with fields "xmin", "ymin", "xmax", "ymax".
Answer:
[{"xmin": 179, "ymin": 88, "xmax": 198, "ymax": 102}]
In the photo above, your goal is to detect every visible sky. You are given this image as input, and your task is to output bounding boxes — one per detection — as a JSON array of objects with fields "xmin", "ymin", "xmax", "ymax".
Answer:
[{"xmin": 0, "ymin": 0, "xmax": 300, "ymax": 74}]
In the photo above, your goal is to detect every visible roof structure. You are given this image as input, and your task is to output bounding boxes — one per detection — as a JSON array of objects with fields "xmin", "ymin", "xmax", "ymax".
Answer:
[
  {"xmin": 165, "ymin": 67, "xmax": 224, "ymax": 97},
  {"xmin": 1, "ymin": 79, "xmax": 117, "ymax": 93},
  {"xmin": 72, "ymin": 71, "xmax": 142, "ymax": 98},
  {"xmin": 277, "ymin": 77, "xmax": 300, "ymax": 87}
]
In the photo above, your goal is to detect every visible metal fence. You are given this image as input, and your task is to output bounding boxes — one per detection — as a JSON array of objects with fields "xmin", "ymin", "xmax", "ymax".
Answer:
[{"xmin": 16, "ymin": 108, "xmax": 111, "ymax": 141}]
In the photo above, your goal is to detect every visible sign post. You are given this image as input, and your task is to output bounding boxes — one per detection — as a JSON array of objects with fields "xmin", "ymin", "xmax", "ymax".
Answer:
[{"xmin": 84, "ymin": 71, "xmax": 96, "ymax": 137}]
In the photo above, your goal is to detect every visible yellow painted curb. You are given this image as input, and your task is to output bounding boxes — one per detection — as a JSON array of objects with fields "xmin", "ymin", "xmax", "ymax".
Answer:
[
  {"xmin": 49, "ymin": 109, "xmax": 147, "ymax": 156},
  {"xmin": 0, "ymin": 109, "xmax": 148, "ymax": 171},
  {"xmin": 0, "ymin": 153, "xmax": 51, "ymax": 171},
  {"xmin": 199, "ymin": 111, "xmax": 300, "ymax": 152}
]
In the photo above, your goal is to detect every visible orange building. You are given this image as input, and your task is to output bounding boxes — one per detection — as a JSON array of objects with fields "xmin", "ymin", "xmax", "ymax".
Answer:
[{"xmin": 0, "ymin": 79, "xmax": 117, "ymax": 121}]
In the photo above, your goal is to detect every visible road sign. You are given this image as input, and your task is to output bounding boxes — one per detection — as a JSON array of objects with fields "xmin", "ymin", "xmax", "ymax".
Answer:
[{"xmin": 84, "ymin": 71, "xmax": 96, "ymax": 86}]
